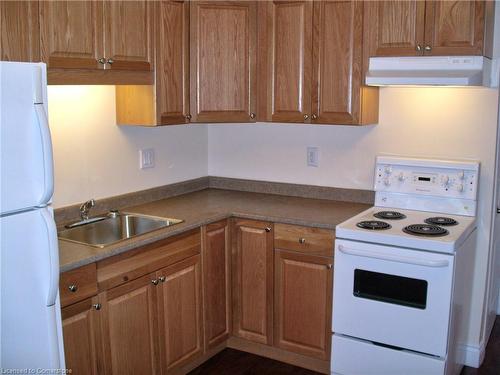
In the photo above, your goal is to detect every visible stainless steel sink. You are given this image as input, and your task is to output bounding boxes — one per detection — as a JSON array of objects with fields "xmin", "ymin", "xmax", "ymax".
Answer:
[{"xmin": 58, "ymin": 211, "xmax": 183, "ymax": 248}]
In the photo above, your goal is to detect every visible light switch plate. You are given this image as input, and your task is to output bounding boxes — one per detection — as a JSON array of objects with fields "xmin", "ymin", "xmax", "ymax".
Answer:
[
  {"xmin": 140, "ymin": 148, "xmax": 155, "ymax": 169},
  {"xmin": 307, "ymin": 146, "xmax": 319, "ymax": 167}
]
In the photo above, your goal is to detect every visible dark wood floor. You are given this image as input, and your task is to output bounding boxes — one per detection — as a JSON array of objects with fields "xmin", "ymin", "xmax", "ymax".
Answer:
[{"xmin": 190, "ymin": 316, "xmax": 500, "ymax": 375}]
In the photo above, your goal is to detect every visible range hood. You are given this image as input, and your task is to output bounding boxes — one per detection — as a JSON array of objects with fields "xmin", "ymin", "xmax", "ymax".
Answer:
[{"xmin": 365, "ymin": 56, "xmax": 496, "ymax": 87}]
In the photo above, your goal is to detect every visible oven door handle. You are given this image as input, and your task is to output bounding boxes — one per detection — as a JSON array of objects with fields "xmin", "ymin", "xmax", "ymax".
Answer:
[{"xmin": 338, "ymin": 245, "xmax": 450, "ymax": 267}]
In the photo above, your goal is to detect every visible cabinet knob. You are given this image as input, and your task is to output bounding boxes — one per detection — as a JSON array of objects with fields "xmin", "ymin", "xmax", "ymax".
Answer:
[
  {"xmin": 250, "ymin": 113, "xmax": 256, "ymax": 120},
  {"xmin": 424, "ymin": 45, "xmax": 432, "ymax": 52},
  {"xmin": 298, "ymin": 237, "xmax": 306, "ymax": 244},
  {"xmin": 151, "ymin": 279, "xmax": 159, "ymax": 285},
  {"xmin": 265, "ymin": 227, "xmax": 271, "ymax": 232},
  {"xmin": 303, "ymin": 114, "xmax": 309, "ymax": 121},
  {"xmin": 311, "ymin": 114, "xmax": 318, "ymax": 120},
  {"xmin": 185, "ymin": 114, "xmax": 192, "ymax": 121},
  {"xmin": 68, "ymin": 284, "xmax": 78, "ymax": 293},
  {"xmin": 327, "ymin": 264, "xmax": 333, "ymax": 270},
  {"xmin": 93, "ymin": 303, "xmax": 101, "ymax": 311},
  {"xmin": 415, "ymin": 44, "xmax": 422, "ymax": 52},
  {"xmin": 106, "ymin": 58, "xmax": 114, "ymax": 65},
  {"xmin": 97, "ymin": 58, "xmax": 106, "ymax": 65},
  {"xmin": 159, "ymin": 276, "xmax": 166, "ymax": 283}
]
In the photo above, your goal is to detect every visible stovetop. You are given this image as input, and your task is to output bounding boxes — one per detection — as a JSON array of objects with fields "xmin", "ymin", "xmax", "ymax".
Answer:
[{"xmin": 336, "ymin": 206, "xmax": 476, "ymax": 253}]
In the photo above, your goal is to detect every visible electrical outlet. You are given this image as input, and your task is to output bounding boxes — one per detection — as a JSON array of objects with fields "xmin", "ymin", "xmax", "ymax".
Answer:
[
  {"xmin": 140, "ymin": 148, "xmax": 155, "ymax": 169},
  {"xmin": 307, "ymin": 146, "xmax": 319, "ymax": 167}
]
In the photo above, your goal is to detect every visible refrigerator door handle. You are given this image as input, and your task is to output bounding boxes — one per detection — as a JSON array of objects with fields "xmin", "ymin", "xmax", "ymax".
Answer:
[
  {"xmin": 41, "ymin": 208, "xmax": 59, "ymax": 306},
  {"xmin": 34, "ymin": 104, "xmax": 54, "ymax": 205}
]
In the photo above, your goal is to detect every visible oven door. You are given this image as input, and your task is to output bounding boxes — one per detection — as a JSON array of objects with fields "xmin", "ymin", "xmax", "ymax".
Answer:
[{"xmin": 333, "ymin": 239, "xmax": 454, "ymax": 357}]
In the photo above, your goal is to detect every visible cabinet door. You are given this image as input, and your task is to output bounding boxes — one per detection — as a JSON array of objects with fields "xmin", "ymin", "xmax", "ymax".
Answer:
[
  {"xmin": 0, "ymin": 1, "xmax": 39, "ymax": 62},
  {"xmin": 190, "ymin": 1, "xmax": 257, "ymax": 123},
  {"xmin": 203, "ymin": 220, "xmax": 231, "ymax": 349},
  {"xmin": 100, "ymin": 274, "xmax": 159, "ymax": 375},
  {"xmin": 156, "ymin": 255, "xmax": 203, "ymax": 372},
  {"xmin": 274, "ymin": 250, "xmax": 333, "ymax": 360},
  {"xmin": 39, "ymin": 1, "xmax": 103, "ymax": 69},
  {"xmin": 312, "ymin": 0, "xmax": 364, "ymax": 124},
  {"xmin": 424, "ymin": 0, "xmax": 484, "ymax": 56},
  {"xmin": 266, "ymin": 0, "xmax": 313, "ymax": 123},
  {"xmin": 365, "ymin": 0, "xmax": 426, "ymax": 56},
  {"xmin": 157, "ymin": 1, "xmax": 190, "ymax": 125},
  {"xmin": 62, "ymin": 297, "xmax": 101, "ymax": 375},
  {"xmin": 232, "ymin": 219, "xmax": 273, "ymax": 345},
  {"xmin": 104, "ymin": 0, "xmax": 154, "ymax": 71}
]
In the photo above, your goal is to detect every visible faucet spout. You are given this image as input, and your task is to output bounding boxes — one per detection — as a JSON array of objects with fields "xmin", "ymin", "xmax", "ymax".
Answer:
[{"xmin": 79, "ymin": 199, "xmax": 96, "ymax": 220}]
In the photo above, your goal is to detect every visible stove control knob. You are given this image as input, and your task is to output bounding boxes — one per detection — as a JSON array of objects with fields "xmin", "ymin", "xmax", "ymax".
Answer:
[
  {"xmin": 442, "ymin": 175, "xmax": 450, "ymax": 186},
  {"xmin": 458, "ymin": 171, "xmax": 465, "ymax": 180},
  {"xmin": 383, "ymin": 178, "xmax": 391, "ymax": 186},
  {"xmin": 457, "ymin": 184, "xmax": 464, "ymax": 192},
  {"xmin": 384, "ymin": 166, "xmax": 392, "ymax": 175},
  {"xmin": 398, "ymin": 172, "xmax": 405, "ymax": 182}
]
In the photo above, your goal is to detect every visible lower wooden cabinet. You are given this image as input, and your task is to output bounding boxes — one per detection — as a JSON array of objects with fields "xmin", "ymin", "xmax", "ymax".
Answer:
[
  {"xmin": 203, "ymin": 220, "xmax": 231, "ymax": 349},
  {"xmin": 274, "ymin": 250, "xmax": 333, "ymax": 360},
  {"xmin": 232, "ymin": 219, "xmax": 274, "ymax": 345},
  {"xmin": 156, "ymin": 255, "xmax": 203, "ymax": 371},
  {"xmin": 99, "ymin": 273, "xmax": 160, "ymax": 375},
  {"xmin": 61, "ymin": 297, "xmax": 101, "ymax": 375}
]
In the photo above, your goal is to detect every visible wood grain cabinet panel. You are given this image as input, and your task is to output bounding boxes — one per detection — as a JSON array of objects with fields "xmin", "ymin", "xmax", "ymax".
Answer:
[
  {"xmin": 104, "ymin": 0, "xmax": 154, "ymax": 71},
  {"xmin": 190, "ymin": 1, "xmax": 257, "ymax": 123},
  {"xmin": 424, "ymin": 1, "xmax": 484, "ymax": 55},
  {"xmin": 39, "ymin": 0, "xmax": 103, "ymax": 69},
  {"xmin": 274, "ymin": 250, "xmax": 333, "ymax": 360},
  {"xmin": 61, "ymin": 297, "xmax": 101, "ymax": 375},
  {"xmin": 232, "ymin": 219, "xmax": 273, "ymax": 345},
  {"xmin": 203, "ymin": 220, "xmax": 232, "ymax": 349},
  {"xmin": 0, "ymin": 1, "xmax": 39, "ymax": 62},
  {"xmin": 99, "ymin": 274, "xmax": 159, "ymax": 375},
  {"xmin": 157, "ymin": 0, "xmax": 190, "ymax": 125},
  {"xmin": 269, "ymin": 1, "xmax": 313, "ymax": 123},
  {"xmin": 156, "ymin": 255, "xmax": 203, "ymax": 372}
]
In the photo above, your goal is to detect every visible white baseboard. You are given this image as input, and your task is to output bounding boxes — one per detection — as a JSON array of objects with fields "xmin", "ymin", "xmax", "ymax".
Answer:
[{"xmin": 458, "ymin": 341, "xmax": 486, "ymax": 368}]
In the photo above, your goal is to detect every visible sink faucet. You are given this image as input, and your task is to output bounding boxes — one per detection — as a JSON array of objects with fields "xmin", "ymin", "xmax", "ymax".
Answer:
[{"xmin": 79, "ymin": 199, "xmax": 96, "ymax": 220}]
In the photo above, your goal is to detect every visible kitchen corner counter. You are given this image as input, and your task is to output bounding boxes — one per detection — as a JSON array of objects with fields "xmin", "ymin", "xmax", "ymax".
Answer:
[{"xmin": 59, "ymin": 189, "xmax": 370, "ymax": 272}]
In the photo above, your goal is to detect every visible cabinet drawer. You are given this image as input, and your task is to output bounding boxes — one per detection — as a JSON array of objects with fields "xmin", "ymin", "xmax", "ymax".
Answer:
[
  {"xmin": 274, "ymin": 224, "xmax": 333, "ymax": 257},
  {"xmin": 60, "ymin": 263, "xmax": 98, "ymax": 307}
]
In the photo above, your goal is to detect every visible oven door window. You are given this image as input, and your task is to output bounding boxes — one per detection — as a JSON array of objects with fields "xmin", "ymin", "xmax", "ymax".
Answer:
[{"xmin": 353, "ymin": 269, "xmax": 428, "ymax": 309}]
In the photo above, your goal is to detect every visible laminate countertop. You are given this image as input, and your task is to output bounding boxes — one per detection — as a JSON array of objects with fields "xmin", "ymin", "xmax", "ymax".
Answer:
[{"xmin": 58, "ymin": 189, "xmax": 371, "ymax": 272}]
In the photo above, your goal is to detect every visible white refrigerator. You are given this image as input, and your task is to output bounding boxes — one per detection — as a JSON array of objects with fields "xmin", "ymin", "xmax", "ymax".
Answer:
[{"xmin": 0, "ymin": 62, "xmax": 65, "ymax": 369}]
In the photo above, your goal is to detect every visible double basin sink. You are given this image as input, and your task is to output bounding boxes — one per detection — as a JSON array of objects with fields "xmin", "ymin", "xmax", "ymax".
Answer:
[{"xmin": 58, "ymin": 211, "xmax": 183, "ymax": 248}]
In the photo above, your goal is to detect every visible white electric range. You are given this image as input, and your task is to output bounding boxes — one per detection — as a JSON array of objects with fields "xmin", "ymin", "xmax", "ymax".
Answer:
[{"xmin": 332, "ymin": 156, "xmax": 480, "ymax": 375}]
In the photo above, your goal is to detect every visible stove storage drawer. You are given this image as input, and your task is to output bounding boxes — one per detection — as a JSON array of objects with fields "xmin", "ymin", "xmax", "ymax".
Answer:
[
  {"xmin": 332, "ymin": 239, "xmax": 454, "ymax": 357},
  {"xmin": 331, "ymin": 334, "xmax": 446, "ymax": 375},
  {"xmin": 274, "ymin": 223, "xmax": 333, "ymax": 257}
]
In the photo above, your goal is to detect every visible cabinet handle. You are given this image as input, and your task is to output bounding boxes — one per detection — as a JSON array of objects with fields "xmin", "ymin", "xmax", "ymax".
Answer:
[
  {"xmin": 159, "ymin": 276, "xmax": 166, "ymax": 283},
  {"xmin": 424, "ymin": 45, "xmax": 432, "ymax": 52},
  {"xmin": 250, "ymin": 113, "xmax": 256, "ymax": 119},
  {"xmin": 298, "ymin": 237, "xmax": 306, "ymax": 244},
  {"xmin": 97, "ymin": 58, "xmax": 106, "ymax": 65},
  {"xmin": 68, "ymin": 284, "xmax": 78, "ymax": 293},
  {"xmin": 106, "ymin": 58, "xmax": 114, "ymax": 65},
  {"xmin": 185, "ymin": 114, "xmax": 192, "ymax": 121},
  {"xmin": 415, "ymin": 44, "xmax": 422, "ymax": 52},
  {"xmin": 151, "ymin": 279, "xmax": 159, "ymax": 285},
  {"xmin": 326, "ymin": 264, "xmax": 333, "ymax": 270},
  {"xmin": 311, "ymin": 114, "xmax": 318, "ymax": 120},
  {"xmin": 303, "ymin": 114, "xmax": 309, "ymax": 121},
  {"xmin": 265, "ymin": 227, "xmax": 271, "ymax": 232},
  {"xmin": 93, "ymin": 303, "xmax": 101, "ymax": 311}
]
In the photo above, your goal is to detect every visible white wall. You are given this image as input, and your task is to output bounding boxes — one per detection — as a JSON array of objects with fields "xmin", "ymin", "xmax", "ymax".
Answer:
[
  {"xmin": 48, "ymin": 85, "xmax": 208, "ymax": 208},
  {"xmin": 208, "ymin": 87, "xmax": 499, "ymax": 351}
]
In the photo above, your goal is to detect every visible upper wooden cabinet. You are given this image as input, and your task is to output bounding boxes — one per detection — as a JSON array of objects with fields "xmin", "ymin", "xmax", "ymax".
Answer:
[
  {"xmin": 190, "ymin": 1, "xmax": 257, "ymax": 123},
  {"xmin": 203, "ymin": 220, "xmax": 232, "ymax": 349},
  {"xmin": 258, "ymin": 0, "xmax": 378, "ymax": 125},
  {"xmin": 232, "ymin": 219, "xmax": 274, "ymax": 346},
  {"xmin": 39, "ymin": 1, "xmax": 103, "ymax": 70},
  {"xmin": 0, "ymin": 1, "xmax": 39, "ymax": 62},
  {"xmin": 365, "ymin": 1, "xmax": 485, "ymax": 57}
]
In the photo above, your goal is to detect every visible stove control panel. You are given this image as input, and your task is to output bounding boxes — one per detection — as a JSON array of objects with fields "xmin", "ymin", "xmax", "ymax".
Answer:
[{"xmin": 374, "ymin": 156, "xmax": 479, "ymax": 200}]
